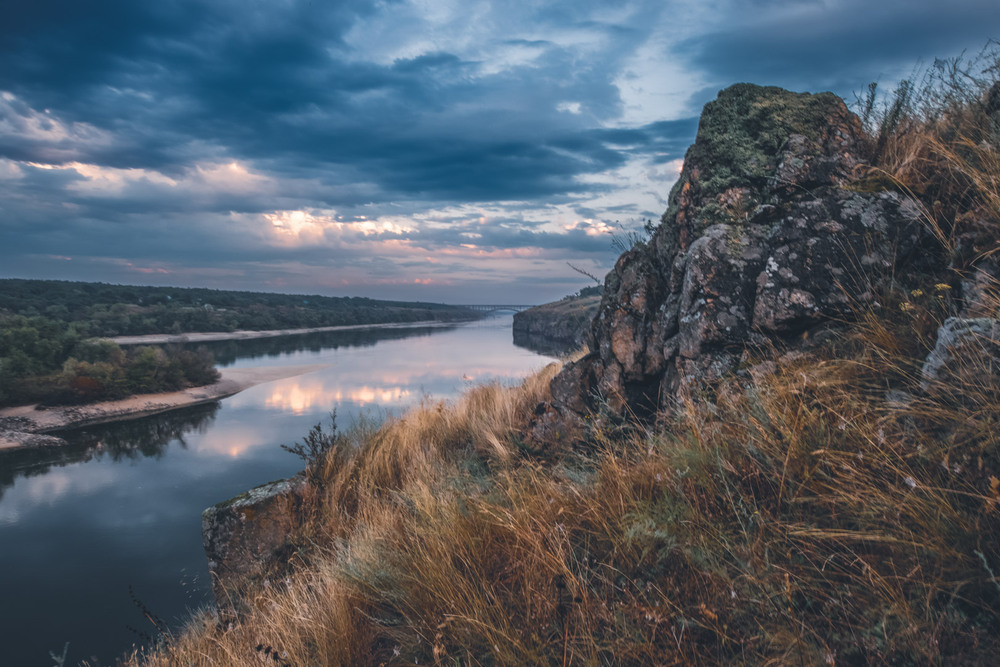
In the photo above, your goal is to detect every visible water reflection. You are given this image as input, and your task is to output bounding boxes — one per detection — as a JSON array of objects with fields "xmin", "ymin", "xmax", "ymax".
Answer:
[
  {"xmin": 263, "ymin": 378, "xmax": 412, "ymax": 413},
  {"xmin": 0, "ymin": 403, "xmax": 220, "ymax": 505},
  {"xmin": 64, "ymin": 402, "xmax": 222, "ymax": 460},
  {"xmin": 194, "ymin": 324, "xmax": 454, "ymax": 366},
  {"xmin": 512, "ymin": 329, "xmax": 580, "ymax": 358},
  {"xmin": 0, "ymin": 314, "xmax": 554, "ymax": 666}
]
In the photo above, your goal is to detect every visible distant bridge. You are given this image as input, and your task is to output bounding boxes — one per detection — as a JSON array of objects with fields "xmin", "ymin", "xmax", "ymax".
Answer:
[{"xmin": 457, "ymin": 304, "xmax": 534, "ymax": 314}]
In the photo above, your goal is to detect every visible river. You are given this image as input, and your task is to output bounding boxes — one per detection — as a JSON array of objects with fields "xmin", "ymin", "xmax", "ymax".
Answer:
[{"xmin": 0, "ymin": 314, "xmax": 555, "ymax": 666}]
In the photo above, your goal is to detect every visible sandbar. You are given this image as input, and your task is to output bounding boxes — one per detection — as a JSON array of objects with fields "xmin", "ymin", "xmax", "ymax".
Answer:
[
  {"xmin": 109, "ymin": 320, "xmax": 459, "ymax": 346},
  {"xmin": 0, "ymin": 364, "xmax": 328, "ymax": 451}
]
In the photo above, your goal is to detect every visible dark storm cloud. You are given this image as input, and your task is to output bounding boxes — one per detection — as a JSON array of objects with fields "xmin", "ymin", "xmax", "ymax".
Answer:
[
  {"xmin": 678, "ymin": 0, "xmax": 1000, "ymax": 94},
  {"xmin": 0, "ymin": 0, "xmax": 658, "ymax": 206},
  {"xmin": 1, "ymin": 1, "xmax": 376, "ymax": 164}
]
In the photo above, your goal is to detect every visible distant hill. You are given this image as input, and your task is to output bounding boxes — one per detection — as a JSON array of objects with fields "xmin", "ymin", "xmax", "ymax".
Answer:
[{"xmin": 0, "ymin": 279, "xmax": 478, "ymax": 337}]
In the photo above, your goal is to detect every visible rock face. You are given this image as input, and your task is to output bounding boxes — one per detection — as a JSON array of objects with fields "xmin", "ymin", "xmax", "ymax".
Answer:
[
  {"xmin": 534, "ymin": 84, "xmax": 933, "ymax": 440},
  {"xmin": 202, "ymin": 475, "xmax": 308, "ymax": 611},
  {"xmin": 512, "ymin": 295, "xmax": 602, "ymax": 355}
]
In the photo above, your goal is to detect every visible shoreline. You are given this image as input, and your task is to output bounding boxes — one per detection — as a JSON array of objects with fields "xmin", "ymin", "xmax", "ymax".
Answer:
[
  {"xmin": 0, "ymin": 364, "xmax": 328, "ymax": 451},
  {"xmin": 108, "ymin": 319, "xmax": 465, "ymax": 346}
]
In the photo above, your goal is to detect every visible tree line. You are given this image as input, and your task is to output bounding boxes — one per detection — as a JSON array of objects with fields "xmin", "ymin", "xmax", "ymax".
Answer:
[
  {"xmin": 0, "ymin": 279, "xmax": 479, "ymax": 407},
  {"xmin": 0, "ymin": 279, "xmax": 477, "ymax": 337}
]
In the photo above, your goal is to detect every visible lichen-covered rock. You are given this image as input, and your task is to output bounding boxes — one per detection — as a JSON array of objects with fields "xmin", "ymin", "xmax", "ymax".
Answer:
[
  {"xmin": 529, "ymin": 84, "xmax": 934, "ymax": 446},
  {"xmin": 921, "ymin": 317, "xmax": 1000, "ymax": 394},
  {"xmin": 202, "ymin": 475, "xmax": 307, "ymax": 611}
]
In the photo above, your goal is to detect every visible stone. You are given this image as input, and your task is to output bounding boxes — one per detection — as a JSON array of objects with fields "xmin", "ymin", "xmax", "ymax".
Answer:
[
  {"xmin": 522, "ymin": 401, "xmax": 586, "ymax": 455},
  {"xmin": 202, "ymin": 474, "xmax": 308, "ymax": 612},
  {"xmin": 921, "ymin": 317, "xmax": 1000, "ymax": 394},
  {"xmin": 0, "ymin": 416, "xmax": 69, "ymax": 450},
  {"xmin": 958, "ymin": 255, "xmax": 999, "ymax": 319}
]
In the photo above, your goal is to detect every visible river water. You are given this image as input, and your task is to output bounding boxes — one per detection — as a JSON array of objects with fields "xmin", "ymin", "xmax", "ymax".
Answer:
[{"xmin": 0, "ymin": 314, "xmax": 555, "ymax": 666}]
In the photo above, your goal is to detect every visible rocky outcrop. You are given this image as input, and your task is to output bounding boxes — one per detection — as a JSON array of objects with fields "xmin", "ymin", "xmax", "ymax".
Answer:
[
  {"xmin": 512, "ymin": 295, "xmax": 602, "ymax": 356},
  {"xmin": 531, "ymin": 84, "xmax": 937, "ymax": 444},
  {"xmin": 202, "ymin": 475, "xmax": 308, "ymax": 612}
]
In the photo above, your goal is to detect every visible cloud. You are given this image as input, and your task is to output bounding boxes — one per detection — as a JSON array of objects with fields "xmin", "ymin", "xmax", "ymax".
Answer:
[
  {"xmin": 677, "ymin": 0, "xmax": 1000, "ymax": 93},
  {"xmin": 0, "ymin": 0, "xmax": 994, "ymax": 302}
]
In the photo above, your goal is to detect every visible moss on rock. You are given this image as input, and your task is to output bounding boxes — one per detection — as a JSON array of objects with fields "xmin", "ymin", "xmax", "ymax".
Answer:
[{"xmin": 662, "ymin": 84, "xmax": 861, "ymax": 237}]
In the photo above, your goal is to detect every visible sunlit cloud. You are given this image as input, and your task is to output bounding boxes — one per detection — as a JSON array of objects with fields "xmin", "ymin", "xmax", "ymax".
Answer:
[
  {"xmin": 125, "ymin": 262, "xmax": 171, "ymax": 275},
  {"xmin": 263, "ymin": 209, "xmax": 415, "ymax": 247},
  {"xmin": 265, "ymin": 209, "xmax": 331, "ymax": 245},
  {"xmin": 26, "ymin": 160, "xmax": 177, "ymax": 195},
  {"xmin": 0, "ymin": 91, "xmax": 111, "ymax": 155},
  {"xmin": 264, "ymin": 380, "xmax": 341, "ymax": 414},
  {"xmin": 19, "ymin": 158, "xmax": 273, "ymax": 200},
  {"xmin": 193, "ymin": 425, "xmax": 269, "ymax": 458},
  {"xmin": 346, "ymin": 385, "xmax": 412, "ymax": 406},
  {"xmin": 562, "ymin": 219, "xmax": 614, "ymax": 236},
  {"xmin": 193, "ymin": 161, "xmax": 271, "ymax": 195}
]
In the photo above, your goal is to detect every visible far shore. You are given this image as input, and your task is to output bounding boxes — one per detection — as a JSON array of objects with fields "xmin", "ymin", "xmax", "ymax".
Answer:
[
  {"xmin": 108, "ymin": 319, "xmax": 463, "ymax": 346},
  {"xmin": 0, "ymin": 364, "xmax": 329, "ymax": 451}
]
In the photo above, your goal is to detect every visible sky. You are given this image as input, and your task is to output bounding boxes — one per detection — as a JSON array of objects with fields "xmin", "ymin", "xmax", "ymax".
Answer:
[{"xmin": 1, "ymin": 0, "xmax": 997, "ymax": 304}]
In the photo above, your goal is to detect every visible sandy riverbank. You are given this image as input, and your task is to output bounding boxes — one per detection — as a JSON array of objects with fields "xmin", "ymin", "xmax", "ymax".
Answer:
[
  {"xmin": 0, "ymin": 364, "xmax": 328, "ymax": 450},
  {"xmin": 109, "ymin": 320, "xmax": 460, "ymax": 345}
]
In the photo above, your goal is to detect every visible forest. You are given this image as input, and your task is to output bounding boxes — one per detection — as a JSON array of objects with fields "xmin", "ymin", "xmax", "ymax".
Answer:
[
  {"xmin": 0, "ymin": 279, "xmax": 477, "ymax": 407},
  {"xmin": 0, "ymin": 279, "xmax": 477, "ymax": 337}
]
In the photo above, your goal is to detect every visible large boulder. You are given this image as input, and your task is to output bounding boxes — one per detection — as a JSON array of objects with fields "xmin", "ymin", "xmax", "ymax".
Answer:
[
  {"xmin": 532, "ymin": 84, "xmax": 932, "ymax": 443},
  {"xmin": 202, "ymin": 475, "xmax": 308, "ymax": 613}
]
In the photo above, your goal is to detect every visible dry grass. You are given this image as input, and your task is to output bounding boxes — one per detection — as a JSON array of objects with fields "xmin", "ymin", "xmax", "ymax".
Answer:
[
  {"xmin": 119, "ymin": 280, "xmax": 1000, "ymax": 665},
  {"xmin": 118, "ymin": 51, "xmax": 1000, "ymax": 667},
  {"xmin": 859, "ymin": 43, "xmax": 1000, "ymax": 267}
]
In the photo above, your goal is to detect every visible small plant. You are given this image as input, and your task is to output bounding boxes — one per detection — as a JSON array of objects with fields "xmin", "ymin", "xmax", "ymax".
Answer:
[
  {"xmin": 610, "ymin": 219, "xmax": 655, "ymax": 254},
  {"xmin": 854, "ymin": 42, "xmax": 1000, "ymax": 265},
  {"xmin": 281, "ymin": 411, "xmax": 343, "ymax": 483}
]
